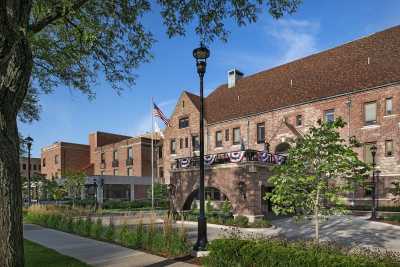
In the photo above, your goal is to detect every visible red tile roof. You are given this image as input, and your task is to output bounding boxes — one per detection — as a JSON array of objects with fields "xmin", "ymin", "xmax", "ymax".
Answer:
[{"xmin": 202, "ymin": 25, "xmax": 400, "ymax": 124}]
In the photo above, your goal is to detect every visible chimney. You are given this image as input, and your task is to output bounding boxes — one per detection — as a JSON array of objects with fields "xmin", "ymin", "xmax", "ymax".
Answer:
[{"xmin": 228, "ymin": 69, "xmax": 244, "ymax": 88}]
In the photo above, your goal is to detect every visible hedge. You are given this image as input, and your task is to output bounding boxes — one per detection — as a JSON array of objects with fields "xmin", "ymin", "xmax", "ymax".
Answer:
[{"xmin": 203, "ymin": 239, "xmax": 400, "ymax": 267}]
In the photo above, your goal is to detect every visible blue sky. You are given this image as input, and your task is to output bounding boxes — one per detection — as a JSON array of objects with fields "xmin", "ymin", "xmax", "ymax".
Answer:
[{"xmin": 20, "ymin": 0, "xmax": 400, "ymax": 157}]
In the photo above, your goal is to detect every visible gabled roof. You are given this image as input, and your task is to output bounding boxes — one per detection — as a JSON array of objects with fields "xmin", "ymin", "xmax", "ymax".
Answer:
[
  {"xmin": 184, "ymin": 91, "xmax": 201, "ymax": 111},
  {"xmin": 204, "ymin": 25, "xmax": 400, "ymax": 124}
]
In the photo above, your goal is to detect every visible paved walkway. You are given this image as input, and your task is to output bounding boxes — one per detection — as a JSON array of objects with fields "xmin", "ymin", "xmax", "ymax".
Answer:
[
  {"xmin": 179, "ymin": 215, "xmax": 400, "ymax": 251},
  {"xmin": 24, "ymin": 224, "xmax": 197, "ymax": 267}
]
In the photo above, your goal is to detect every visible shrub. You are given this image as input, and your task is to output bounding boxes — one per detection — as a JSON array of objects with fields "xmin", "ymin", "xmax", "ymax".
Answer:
[
  {"xmin": 104, "ymin": 222, "xmax": 115, "ymax": 241},
  {"xmin": 91, "ymin": 218, "xmax": 104, "ymax": 239},
  {"xmin": 249, "ymin": 219, "xmax": 272, "ymax": 228},
  {"xmin": 233, "ymin": 215, "xmax": 249, "ymax": 227},
  {"xmin": 203, "ymin": 239, "xmax": 400, "ymax": 267},
  {"xmin": 386, "ymin": 215, "xmax": 400, "ymax": 222}
]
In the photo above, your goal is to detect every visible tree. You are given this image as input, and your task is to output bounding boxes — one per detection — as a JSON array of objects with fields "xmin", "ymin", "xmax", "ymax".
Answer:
[
  {"xmin": 64, "ymin": 171, "xmax": 86, "ymax": 207},
  {"xmin": 390, "ymin": 180, "xmax": 400, "ymax": 204},
  {"xmin": 0, "ymin": 1, "xmax": 301, "ymax": 265},
  {"xmin": 267, "ymin": 118, "xmax": 369, "ymax": 243}
]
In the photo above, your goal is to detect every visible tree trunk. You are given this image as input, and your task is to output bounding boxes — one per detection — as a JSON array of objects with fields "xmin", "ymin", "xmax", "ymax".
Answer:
[
  {"xmin": 0, "ymin": 19, "xmax": 33, "ymax": 266},
  {"xmin": 314, "ymin": 188, "xmax": 320, "ymax": 244}
]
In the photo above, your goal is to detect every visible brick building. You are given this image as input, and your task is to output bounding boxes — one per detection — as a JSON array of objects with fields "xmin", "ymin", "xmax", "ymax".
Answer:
[
  {"xmin": 20, "ymin": 156, "xmax": 41, "ymax": 178},
  {"xmin": 164, "ymin": 26, "xmax": 400, "ymax": 220},
  {"xmin": 41, "ymin": 142, "xmax": 91, "ymax": 180},
  {"xmin": 89, "ymin": 131, "xmax": 161, "ymax": 180}
]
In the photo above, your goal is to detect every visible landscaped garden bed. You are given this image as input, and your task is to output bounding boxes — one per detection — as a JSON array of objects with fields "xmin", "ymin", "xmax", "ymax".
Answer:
[
  {"xmin": 25, "ymin": 205, "xmax": 191, "ymax": 258},
  {"xmin": 203, "ymin": 238, "xmax": 400, "ymax": 267}
]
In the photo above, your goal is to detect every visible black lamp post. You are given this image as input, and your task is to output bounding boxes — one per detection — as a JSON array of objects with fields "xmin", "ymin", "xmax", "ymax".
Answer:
[
  {"xmin": 25, "ymin": 136, "xmax": 33, "ymax": 206},
  {"xmin": 193, "ymin": 43, "xmax": 210, "ymax": 251},
  {"xmin": 370, "ymin": 144, "xmax": 377, "ymax": 220}
]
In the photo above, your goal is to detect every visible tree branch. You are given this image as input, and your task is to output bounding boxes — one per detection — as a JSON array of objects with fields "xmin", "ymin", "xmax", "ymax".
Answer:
[{"xmin": 28, "ymin": 0, "xmax": 89, "ymax": 33}]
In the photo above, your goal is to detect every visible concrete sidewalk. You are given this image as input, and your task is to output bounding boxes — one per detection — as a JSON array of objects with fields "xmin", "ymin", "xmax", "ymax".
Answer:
[{"xmin": 24, "ymin": 224, "xmax": 197, "ymax": 267}]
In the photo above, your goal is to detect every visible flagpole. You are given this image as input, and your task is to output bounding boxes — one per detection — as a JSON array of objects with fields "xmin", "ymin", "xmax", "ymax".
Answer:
[{"xmin": 151, "ymin": 97, "xmax": 155, "ymax": 210}]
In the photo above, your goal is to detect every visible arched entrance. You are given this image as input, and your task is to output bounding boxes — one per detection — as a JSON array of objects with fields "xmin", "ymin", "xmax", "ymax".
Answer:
[
  {"xmin": 182, "ymin": 187, "xmax": 230, "ymax": 211},
  {"xmin": 275, "ymin": 142, "xmax": 290, "ymax": 154}
]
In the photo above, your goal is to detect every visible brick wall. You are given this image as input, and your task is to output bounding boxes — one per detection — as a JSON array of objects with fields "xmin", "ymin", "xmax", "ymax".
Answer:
[
  {"xmin": 20, "ymin": 157, "xmax": 41, "ymax": 178},
  {"xmin": 41, "ymin": 142, "xmax": 90, "ymax": 179}
]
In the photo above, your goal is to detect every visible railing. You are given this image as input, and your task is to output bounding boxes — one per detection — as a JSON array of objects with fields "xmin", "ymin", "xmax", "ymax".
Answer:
[{"xmin": 172, "ymin": 149, "xmax": 286, "ymax": 170}]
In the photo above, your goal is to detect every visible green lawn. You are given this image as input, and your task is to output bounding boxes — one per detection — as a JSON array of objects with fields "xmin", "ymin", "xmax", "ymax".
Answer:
[{"xmin": 24, "ymin": 239, "xmax": 90, "ymax": 267}]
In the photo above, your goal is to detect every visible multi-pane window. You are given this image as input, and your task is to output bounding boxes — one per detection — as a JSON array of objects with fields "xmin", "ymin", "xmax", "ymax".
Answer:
[
  {"xmin": 170, "ymin": 139, "xmax": 176, "ymax": 154},
  {"xmin": 386, "ymin": 97, "xmax": 393, "ymax": 115},
  {"xmin": 364, "ymin": 101, "xmax": 377, "ymax": 125},
  {"xmin": 113, "ymin": 169, "xmax": 119, "ymax": 176},
  {"xmin": 296, "ymin": 114, "xmax": 302, "ymax": 126},
  {"xmin": 324, "ymin": 109, "xmax": 335, "ymax": 123},
  {"xmin": 55, "ymin": 155, "xmax": 59, "ymax": 164},
  {"xmin": 257, "ymin": 123, "xmax": 265, "ymax": 144},
  {"xmin": 127, "ymin": 167, "xmax": 133, "ymax": 176},
  {"xmin": 179, "ymin": 117, "xmax": 189, "ymax": 128},
  {"xmin": 127, "ymin": 147, "xmax": 133, "ymax": 159},
  {"xmin": 233, "ymin": 127, "xmax": 241, "ymax": 145},
  {"xmin": 42, "ymin": 158, "xmax": 46, "ymax": 167},
  {"xmin": 185, "ymin": 137, "xmax": 189, "ymax": 148},
  {"xmin": 113, "ymin": 150, "xmax": 118, "ymax": 160},
  {"xmin": 364, "ymin": 143, "xmax": 376, "ymax": 164},
  {"xmin": 101, "ymin": 152, "xmax": 105, "ymax": 163},
  {"xmin": 215, "ymin": 131, "xmax": 223, "ymax": 147},
  {"xmin": 385, "ymin": 140, "xmax": 393, "ymax": 157},
  {"xmin": 179, "ymin": 138, "xmax": 183, "ymax": 149},
  {"xmin": 225, "ymin": 129, "xmax": 229, "ymax": 141},
  {"xmin": 192, "ymin": 135, "xmax": 200, "ymax": 151}
]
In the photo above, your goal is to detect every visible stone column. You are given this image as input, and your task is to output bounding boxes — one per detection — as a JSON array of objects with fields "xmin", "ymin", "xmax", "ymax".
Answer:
[{"xmin": 130, "ymin": 184, "xmax": 135, "ymax": 201}]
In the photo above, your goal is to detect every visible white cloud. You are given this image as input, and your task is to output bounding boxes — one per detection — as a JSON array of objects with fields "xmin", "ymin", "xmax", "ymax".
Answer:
[
  {"xmin": 267, "ymin": 19, "xmax": 320, "ymax": 65},
  {"xmin": 216, "ymin": 19, "xmax": 320, "ymax": 73}
]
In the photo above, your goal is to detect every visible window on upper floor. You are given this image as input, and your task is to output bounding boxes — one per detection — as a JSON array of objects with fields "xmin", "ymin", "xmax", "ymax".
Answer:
[
  {"xmin": 185, "ymin": 137, "xmax": 189, "ymax": 148},
  {"xmin": 158, "ymin": 146, "xmax": 163, "ymax": 159},
  {"xmin": 364, "ymin": 142, "xmax": 376, "ymax": 164},
  {"xmin": 127, "ymin": 167, "xmax": 133, "ymax": 176},
  {"xmin": 257, "ymin": 123, "xmax": 265, "ymax": 144},
  {"xmin": 215, "ymin": 131, "xmax": 223, "ymax": 147},
  {"xmin": 192, "ymin": 135, "xmax": 199, "ymax": 151},
  {"xmin": 42, "ymin": 158, "xmax": 46, "ymax": 167},
  {"xmin": 22, "ymin": 163, "xmax": 26, "ymax": 170},
  {"xmin": 127, "ymin": 147, "xmax": 133, "ymax": 159},
  {"xmin": 113, "ymin": 150, "xmax": 118, "ymax": 161},
  {"xmin": 101, "ymin": 152, "xmax": 105, "ymax": 163},
  {"xmin": 324, "ymin": 109, "xmax": 335, "ymax": 123},
  {"xmin": 385, "ymin": 97, "xmax": 393, "ymax": 115},
  {"xmin": 170, "ymin": 139, "xmax": 176, "ymax": 154},
  {"xmin": 54, "ymin": 155, "xmax": 59, "ymax": 164},
  {"xmin": 225, "ymin": 129, "xmax": 229, "ymax": 141},
  {"xmin": 159, "ymin": 167, "xmax": 164, "ymax": 178},
  {"xmin": 233, "ymin": 127, "xmax": 241, "ymax": 145},
  {"xmin": 33, "ymin": 165, "xmax": 37, "ymax": 171},
  {"xmin": 364, "ymin": 101, "xmax": 377, "ymax": 125},
  {"xmin": 179, "ymin": 117, "xmax": 189, "ymax": 128},
  {"xmin": 179, "ymin": 138, "xmax": 183, "ymax": 149},
  {"xmin": 385, "ymin": 140, "xmax": 393, "ymax": 157},
  {"xmin": 296, "ymin": 114, "xmax": 302, "ymax": 126}
]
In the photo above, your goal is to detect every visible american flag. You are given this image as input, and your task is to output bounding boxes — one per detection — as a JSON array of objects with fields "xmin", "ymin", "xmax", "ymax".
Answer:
[{"xmin": 153, "ymin": 103, "xmax": 170, "ymax": 127}]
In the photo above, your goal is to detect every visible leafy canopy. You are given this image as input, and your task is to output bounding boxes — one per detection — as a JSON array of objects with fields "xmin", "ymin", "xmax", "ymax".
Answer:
[
  {"xmin": 21, "ymin": 0, "xmax": 301, "ymax": 122},
  {"xmin": 268, "ymin": 118, "xmax": 370, "ymax": 218}
]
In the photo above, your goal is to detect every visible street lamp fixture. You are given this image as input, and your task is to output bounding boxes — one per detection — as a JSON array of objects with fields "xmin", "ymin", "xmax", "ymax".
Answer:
[
  {"xmin": 370, "ymin": 144, "xmax": 378, "ymax": 220},
  {"xmin": 25, "ymin": 136, "xmax": 34, "ymax": 206},
  {"xmin": 193, "ymin": 43, "xmax": 210, "ymax": 252}
]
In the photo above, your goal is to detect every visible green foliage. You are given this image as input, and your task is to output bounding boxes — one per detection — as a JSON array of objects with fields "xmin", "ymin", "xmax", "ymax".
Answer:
[
  {"xmin": 64, "ymin": 171, "xmax": 86, "ymax": 206},
  {"xmin": 206, "ymin": 199, "xmax": 214, "ymax": 214},
  {"xmin": 221, "ymin": 199, "xmax": 232, "ymax": 215},
  {"xmin": 390, "ymin": 180, "xmax": 400, "ymax": 204},
  {"xmin": 104, "ymin": 222, "xmax": 116, "ymax": 241},
  {"xmin": 233, "ymin": 215, "xmax": 249, "ymax": 227},
  {"xmin": 102, "ymin": 199, "xmax": 167, "ymax": 210},
  {"xmin": 204, "ymin": 239, "xmax": 400, "ymax": 267},
  {"xmin": 267, "ymin": 118, "xmax": 370, "ymax": 242},
  {"xmin": 24, "ymin": 239, "xmax": 89, "ymax": 267},
  {"xmin": 19, "ymin": 0, "xmax": 301, "ymax": 122}
]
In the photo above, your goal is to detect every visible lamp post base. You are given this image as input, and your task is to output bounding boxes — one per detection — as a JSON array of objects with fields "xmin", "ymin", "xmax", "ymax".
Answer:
[{"xmin": 193, "ymin": 216, "xmax": 208, "ymax": 251}]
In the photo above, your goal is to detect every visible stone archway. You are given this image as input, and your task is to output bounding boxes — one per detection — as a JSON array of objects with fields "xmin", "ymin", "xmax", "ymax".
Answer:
[
  {"xmin": 182, "ymin": 186, "xmax": 231, "ymax": 211},
  {"xmin": 275, "ymin": 142, "xmax": 290, "ymax": 154}
]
